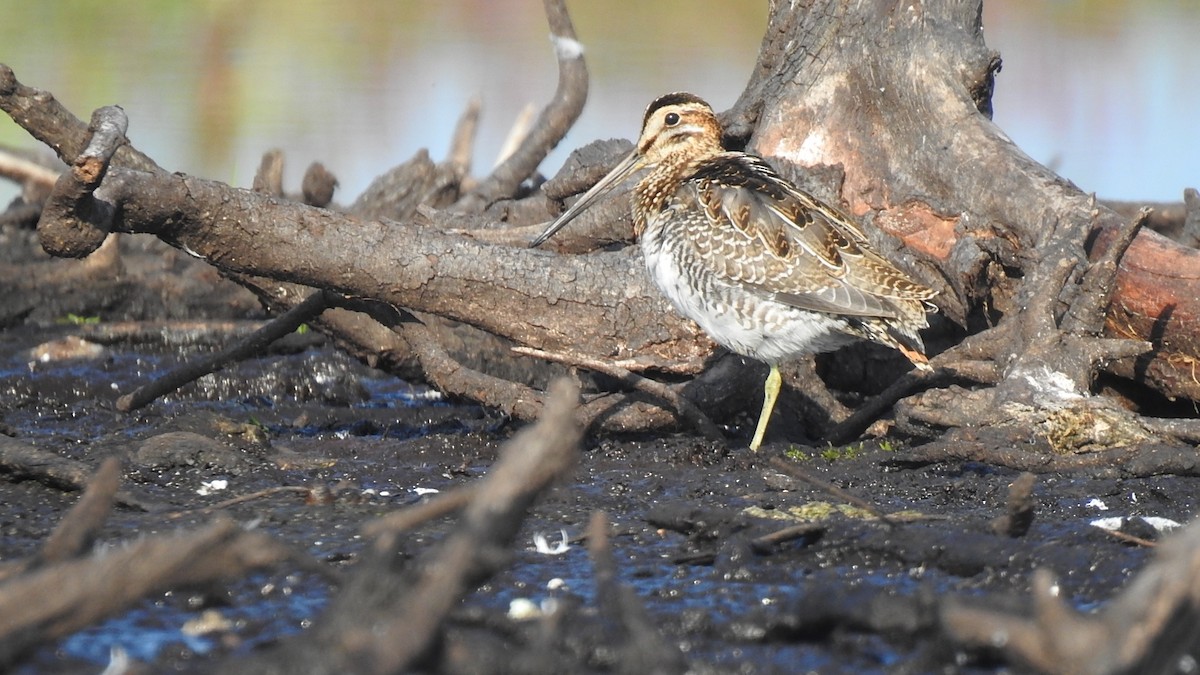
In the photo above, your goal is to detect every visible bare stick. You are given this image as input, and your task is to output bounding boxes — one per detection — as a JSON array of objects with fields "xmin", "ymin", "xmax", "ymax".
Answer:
[
  {"xmin": 164, "ymin": 486, "xmax": 315, "ymax": 520},
  {"xmin": 0, "ymin": 147, "xmax": 59, "ymax": 191},
  {"xmin": 768, "ymin": 456, "xmax": 896, "ymax": 526},
  {"xmin": 749, "ymin": 522, "xmax": 826, "ymax": 553},
  {"xmin": 400, "ymin": 320, "xmax": 547, "ymax": 421},
  {"xmin": 0, "ymin": 457, "xmax": 123, "ymax": 583},
  {"xmin": 341, "ymin": 379, "xmax": 581, "ymax": 672},
  {"xmin": 116, "ymin": 289, "xmax": 334, "ymax": 411},
  {"xmin": 447, "ymin": 96, "xmax": 481, "ymax": 174},
  {"xmin": 825, "ymin": 368, "xmax": 939, "ymax": 445},
  {"xmin": 0, "ymin": 64, "xmax": 160, "ymax": 173},
  {"xmin": 1063, "ymin": 206, "xmax": 1150, "ymax": 335},
  {"xmin": 0, "ymin": 518, "xmax": 296, "ymax": 666},
  {"xmin": 37, "ymin": 457, "xmax": 122, "ymax": 565},
  {"xmin": 454, "ymin": 0, "xmax": 587, "ymax": 211},
  {"xmin": 251, "ymin": 149, "xmax": 285, "ymax": 196}
]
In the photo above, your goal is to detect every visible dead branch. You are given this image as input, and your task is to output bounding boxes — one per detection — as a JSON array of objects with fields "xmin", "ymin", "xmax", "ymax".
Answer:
[
  {"xmin": 116, "ymin": 289, "xmax": 336, "ymax": 411},
  {"xmin": 251, "ymin": 148, "xmax": 284, "ymax": 196},
  {"xmin": 353, "ymin": 377, "xmax": 581, "ymax": 671},
  {"xmin": 454, "ymin": 0, "xmax": 587, "ymax": 212},
  {"xmin": 891, "ymin": 433, "xmax": 1200, "ymax": 478},
  {"xmin": 5, "ymin": 0, "xmax": 1200, "ymax": 447},
  {"xmin": 513, "ymin": 345, "xmax": 723, "ymax": 440},
  {"xmin": 768, "ymin": 457, "xmax": 896, "ymax": 525},
  {"xmin": 0, "ymin": 146, "xmax": 59, "ymax": 199},
  {"xmin": 989, "ymin": 471, "xmax": 1036, "ymax": 537},
  {"xmin": 0, "ymin": 65, "xmax": 160, "ymax": 175},
  {"xmin": 34, "ymin": 457, "xmax": 121, "ymax": 566},
  {"xmin": 360, "ymin": 483, "xmax": 478, "ymax": 543}
]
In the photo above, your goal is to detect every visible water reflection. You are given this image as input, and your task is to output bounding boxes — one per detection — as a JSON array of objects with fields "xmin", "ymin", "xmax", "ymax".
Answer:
[{"xmin": 0, "ymin": 1, "xmax": 1194, "ymax": 205}]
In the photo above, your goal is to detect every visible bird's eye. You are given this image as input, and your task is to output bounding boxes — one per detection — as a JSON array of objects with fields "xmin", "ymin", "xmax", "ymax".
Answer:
[{"xmin": 664, "ymin": 112, "xmax": 680, "ymax": 126}]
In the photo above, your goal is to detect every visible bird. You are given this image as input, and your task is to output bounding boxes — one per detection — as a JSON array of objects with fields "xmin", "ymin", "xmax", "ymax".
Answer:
[{"xmin": 530, "ymin": 92, "xmax": 936, "ymax": 450}]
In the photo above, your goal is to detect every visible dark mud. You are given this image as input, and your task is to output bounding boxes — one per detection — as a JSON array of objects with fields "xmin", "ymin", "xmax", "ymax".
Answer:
[{"xmin": 1, "ymin": 235, "xmax": 1197, "ymax": 674}]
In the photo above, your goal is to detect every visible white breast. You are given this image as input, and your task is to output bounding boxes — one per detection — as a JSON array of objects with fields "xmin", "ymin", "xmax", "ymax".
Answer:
[{"xmin": 640, "ymin": 224, "xmax": 853, "ymax": 365}]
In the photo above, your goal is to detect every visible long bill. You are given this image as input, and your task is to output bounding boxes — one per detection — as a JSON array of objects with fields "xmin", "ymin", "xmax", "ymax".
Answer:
[{"xmin": 528, "ymin": 148, "xmax": 648, "ymax": 248}]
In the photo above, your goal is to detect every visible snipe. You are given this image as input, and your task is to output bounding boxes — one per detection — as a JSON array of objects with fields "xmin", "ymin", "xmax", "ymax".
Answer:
[{"xmin": 531, "ymin": 92, "xmax": 936, "ymax": 450}]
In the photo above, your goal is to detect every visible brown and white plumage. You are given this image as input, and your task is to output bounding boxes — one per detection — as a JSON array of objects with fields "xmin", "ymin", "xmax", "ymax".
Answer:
[{"xmin": 532, "ymin": 92, "xmax": 936, "ymax": 449}]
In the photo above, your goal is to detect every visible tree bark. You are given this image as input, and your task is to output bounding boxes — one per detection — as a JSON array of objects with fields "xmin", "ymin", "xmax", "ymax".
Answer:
[{"xmin": 726, "ymin": 0, "xmax": 1199, "ymax": 403}]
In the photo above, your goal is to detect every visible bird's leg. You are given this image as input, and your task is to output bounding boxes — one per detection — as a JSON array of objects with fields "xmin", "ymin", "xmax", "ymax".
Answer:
[{"xmin": 749, "ymin": 365, "xmax": 781, "ymax": 451}]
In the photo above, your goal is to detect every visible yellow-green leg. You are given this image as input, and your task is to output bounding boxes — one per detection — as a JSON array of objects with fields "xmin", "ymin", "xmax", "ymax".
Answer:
[{"xmin": 749, "ymin": 365, "xmax": 781, "ymax": 451}]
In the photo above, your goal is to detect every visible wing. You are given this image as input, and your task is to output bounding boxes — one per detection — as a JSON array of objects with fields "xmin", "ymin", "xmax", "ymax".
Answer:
[{"xmin": 679, "ymin": 153, "xmax": 935, "ymax": 321}]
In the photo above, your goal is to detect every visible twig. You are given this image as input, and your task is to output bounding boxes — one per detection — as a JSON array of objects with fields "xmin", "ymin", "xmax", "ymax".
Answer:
[
  {"xmin": 824, "ymin": 367, "xmax": 937, "ymax": 444},
  {"xmin": 164, "ymin": 486, "xmax": 315, "ymax": 520},
  {"xmin": 767, "ymin": 456, "xmax": 896, "ymax": 526},
  {"xmin": 494, "ymin": 102, "xmax": 537, "ymax": 167},
  {"xmin": 1063, "ymin": 206, "xmax": 1149, "ymax": 335},
  {"xmin": 749, "ymin": 521, "xmax": 826, "ymax": 553},
  {"xmin": 0, "ymin": 457, "xmax": 123, "ymax": 583},
  {"xmin": 349, "ymin": 378, "xmax": 582, "ymax": 672},
  {"xmin": 252, "ymin": 149, "xmax": 285, "ymax": 196},
  {"xmin": 1099, "ymin": 528, "xmax": 1157, "ymax": 548},
  {"xmin": 37, "ymin": 457, "xmax": 122, "ymax": 565},
  {"xmin": 116, "ymin": 289, "xmax": 335, "ymax": 411},
  {"xmin": 454, "ymin": 0, "xmax": 588, "ymax": 211},
  {"xmin": 0, "ymin": 147, "xmax": 59, "ymax": 191},
  {"xmin": 0, "ymin": 518, "xmax": 298, "ymax": 667},
  {"xmin": 400, "ymin": 320, "xmax": 547, "ymax": 421},
  {"xmin": 989, "ymin": 471, "xmax": 1036, "ymax": 537},
  {"xmin": 447, "ymin": 96, "xmax": 481, "ymax": 174},
  {"xmin": 512, "ymin": 345, "xmax": 724, "ymax": 440},
  {"xmin": 1140, "ymin": 417, "xmax": 1200, "ymax": 443}
]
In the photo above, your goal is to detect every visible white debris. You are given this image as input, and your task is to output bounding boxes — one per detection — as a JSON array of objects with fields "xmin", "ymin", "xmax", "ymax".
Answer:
[
  {"xmin": 551, "ymin": 34, "xmax": 584, "ymax": 60},
  {"xmin": 1090, "ymin": 516, "xmax": 1182, "ymax": 533},
  {"xmin": 507, "ymin": 598, "xmax": 541, "ymax": 621},
  {"xmin": 1017, "ymin": 366, "xmax": 1084, "ymax": 401},
  {"xmin": 197, "ymin": 479, "xmax": 228, "ymax": 495},
  {"xmin": 533, "ymin": 529, "xmax": 570, "ymax": 555}
]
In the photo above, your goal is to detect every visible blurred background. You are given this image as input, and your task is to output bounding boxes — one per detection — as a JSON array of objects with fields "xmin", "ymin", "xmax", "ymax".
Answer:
[{"xmin": 1, "ymin": 0, "xmax": 1196, "ymax": 207}]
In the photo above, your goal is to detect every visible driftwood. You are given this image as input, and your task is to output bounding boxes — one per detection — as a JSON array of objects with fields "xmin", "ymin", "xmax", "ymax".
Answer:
[{"xmin": 3, "ymin": 0, "xmax": 1199, "ymax": 447}]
